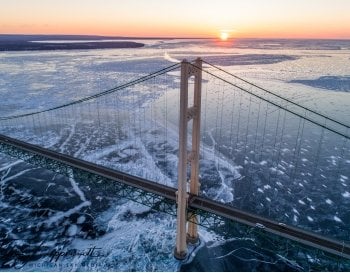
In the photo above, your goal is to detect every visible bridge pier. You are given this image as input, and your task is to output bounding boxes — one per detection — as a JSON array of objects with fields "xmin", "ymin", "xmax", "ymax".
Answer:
[{"xmin": 174, "ymin": 58, "xmax": 202, "ymax": 260}]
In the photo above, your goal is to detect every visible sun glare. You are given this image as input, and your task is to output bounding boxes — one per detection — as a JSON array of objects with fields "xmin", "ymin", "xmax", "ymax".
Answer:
[{"xmin": 220, "ymin": 32, "xmax": 229, "ymax": 41}]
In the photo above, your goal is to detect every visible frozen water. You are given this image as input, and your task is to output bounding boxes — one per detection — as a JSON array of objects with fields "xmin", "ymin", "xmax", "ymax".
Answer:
[
  {"xmin": 333, "ymin": 216, "xmax": 342, "ymax": 223},
  {"xmin": 1, "ymin": 38, "xmax": 350, "ymax": 271},
  {"xmin": 342, "ymin": 191, "xmax": 350, "ymax": 198},
  {"xmin": 67, "ymin": 224, "xmax": 78, "ymax": 237},
  {"xmin": 291, "ymin": 76, "xmax": 350, "ymax": 92},
  {"xmin": 307, "ymin": 216, "xmax": 314, "ymax": 222},
  {"xmin": 325, "ymin": 198, "xmax": 333, "ymax": 205},
  {"xmin": 77, "ymin": 216, "xmax": 86, "ymax": 224}
]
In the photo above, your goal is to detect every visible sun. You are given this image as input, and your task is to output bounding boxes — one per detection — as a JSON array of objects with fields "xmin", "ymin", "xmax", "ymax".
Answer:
[{"xmin": 220, "ymin": 32, "xmax": 229, "ymax": 41}]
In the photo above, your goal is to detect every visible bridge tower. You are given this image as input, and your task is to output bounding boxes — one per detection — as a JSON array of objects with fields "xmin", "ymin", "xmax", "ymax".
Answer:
[{"xmin": 174, "ymin": 58, "xmax": 202, "ymax": 260}]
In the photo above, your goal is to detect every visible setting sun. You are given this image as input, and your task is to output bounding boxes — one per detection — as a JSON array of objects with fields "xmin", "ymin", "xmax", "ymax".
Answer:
[
  {"xmin": 0, "ymin": 0, "xmax": 349, "ymax": 38},
  {"xmin": 220, "ymin": 32, "xmax": 229, "ymax": 41}
]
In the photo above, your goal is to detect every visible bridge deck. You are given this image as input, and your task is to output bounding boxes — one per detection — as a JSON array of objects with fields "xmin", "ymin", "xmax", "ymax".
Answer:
[{"xmin": 0, "ymin": 133, "xmax": 349, "ymax": 260}]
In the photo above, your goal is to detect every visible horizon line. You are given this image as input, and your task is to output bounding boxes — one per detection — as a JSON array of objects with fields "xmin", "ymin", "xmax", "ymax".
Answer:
[{"xmin": 1, "ymin": 33, "xmax": 350, "ymax": 41}]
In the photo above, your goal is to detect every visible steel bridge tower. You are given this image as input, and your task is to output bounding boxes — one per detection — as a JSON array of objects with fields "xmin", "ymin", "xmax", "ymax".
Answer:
[{"xmin": 174, "ymin": 58, "xmax": 202, "ymax": 260}]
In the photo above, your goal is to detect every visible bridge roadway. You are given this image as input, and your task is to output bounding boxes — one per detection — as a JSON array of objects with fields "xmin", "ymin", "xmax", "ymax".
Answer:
[{"xmin": 0, "ymin": 133, "xmax": 349, "ymax": 260}]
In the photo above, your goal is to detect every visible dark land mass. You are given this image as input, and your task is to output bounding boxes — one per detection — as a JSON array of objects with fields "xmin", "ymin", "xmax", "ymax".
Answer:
[
  {"xmin": 0, "ymin": 41, "xmax": 144, "ymax": 51},
  {"xmin": 0, "ymin": 34, "xmax": 123, "ymax": 42},
  {"xmin": 0, "ymin": 34, "xmax": 150, "ymax": 51},
  {"xmin": 0, "ymin": 34, "xmax": 200, "ymax": 41},
  {"xmin": 0, "ymin": 35, "xmax": 146, "ymax": 51},
  {"xmin": 0, "ymin": 34, "xmax": 206, "ymax": 51}
]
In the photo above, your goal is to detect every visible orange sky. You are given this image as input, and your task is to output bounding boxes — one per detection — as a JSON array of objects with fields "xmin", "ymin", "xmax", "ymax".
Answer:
[{"xmin": 1, "ymin": 0, "xmax": 350, "ymax": 39}]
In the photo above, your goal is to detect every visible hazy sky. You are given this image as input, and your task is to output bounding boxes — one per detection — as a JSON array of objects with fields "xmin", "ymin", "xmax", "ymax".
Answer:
[{"xmin": 1, "ymin": 0, "xmax": 350, "ymax": 38}]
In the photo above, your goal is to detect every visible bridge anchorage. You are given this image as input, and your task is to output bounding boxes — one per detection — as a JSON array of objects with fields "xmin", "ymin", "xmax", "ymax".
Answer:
[{"xmin": 0, "ymin": 57, "xmax": 350, "ymax": 268}]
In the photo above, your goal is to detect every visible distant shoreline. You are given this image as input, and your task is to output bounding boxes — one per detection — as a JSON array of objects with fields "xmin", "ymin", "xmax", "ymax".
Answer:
[
  {"xmin": 1, "ymin": 34, "xmax": 350, "ymax": 52},
  {"xmin": 0, "ymin": 34, "xmax": 203, "ymax": 52},
  {"xmin": 0, "ymin": 41, "xmax": 145, "ymax": 52},
  {"xmin": 0, "ymin": 34, "xmax": 149, "ymax": 51},
  {"xmin": 0, "ymin": 34, "xmax": 210, "ymax": 41},
  {"xmin": 1, "ymin": 34, "xmax": 349, "ymax": 41}
]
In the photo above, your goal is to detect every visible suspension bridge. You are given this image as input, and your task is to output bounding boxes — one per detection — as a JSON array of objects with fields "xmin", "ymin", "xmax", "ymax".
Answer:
[{"xmin": 0, "ymin": 58, "xmax": 349, "ymax": 269}]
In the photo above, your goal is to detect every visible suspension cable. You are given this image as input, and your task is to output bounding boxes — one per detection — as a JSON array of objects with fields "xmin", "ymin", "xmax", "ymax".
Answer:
[
  {"xmin": 0, "ymin": 63, "xmax": 180, "ymax": 121},
  {"xmin": 201, "ymin": 60, "xmax": 350, "ymax": 129},
  {"xmin": 188, "ymin": 61, "xmax": 350, "ymax": 140}
]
